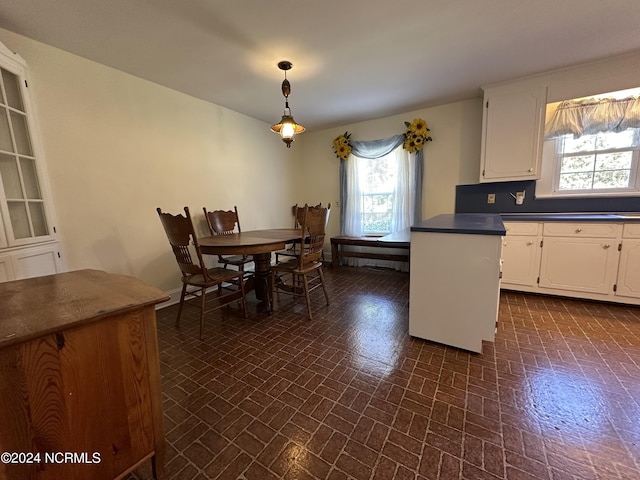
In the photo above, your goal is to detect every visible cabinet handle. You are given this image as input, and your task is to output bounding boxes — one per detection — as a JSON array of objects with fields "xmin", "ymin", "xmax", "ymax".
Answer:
[
  {"xmin": 526, "ymin": 241, "xmax": 533, "ymax": 246},
  {"xmin": 575, "ymin": 228, "xmax": 582, "ymax": 233},
  {"xmin": 603, "ymin": 244, "xmax": 610, "ymax": 249},
  {"xmin": 528, "ymin": 168, "xmax": 533, "ymax": 172}
]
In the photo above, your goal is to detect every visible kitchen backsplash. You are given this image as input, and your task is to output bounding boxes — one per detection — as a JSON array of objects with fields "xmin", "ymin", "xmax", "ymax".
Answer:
[{"xmin": 455, "ymin": 181, "xmax": 640, "ymax": 214}]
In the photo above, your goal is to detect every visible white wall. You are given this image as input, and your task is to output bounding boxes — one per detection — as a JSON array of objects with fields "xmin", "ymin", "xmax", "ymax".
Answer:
[
  {"xmin": 0, "ymin": 29, "xmax": 299, "ymax": 292},
  {"xmin": 299, "ymin": 98, "xmax": 483, "ymax": 239},
  {"xmin": 0, "ymin": 28, "xmax": 487, "ymax": 295}
]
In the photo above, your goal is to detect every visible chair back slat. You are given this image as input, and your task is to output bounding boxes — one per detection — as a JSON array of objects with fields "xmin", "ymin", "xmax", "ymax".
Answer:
[
  {"xmin": 204, "ymin": 206, "xmax": 241, "ymax": 236},
  {"xmin": 293, "ymin": 203, "xmax": 322, "ymax": 229},
  {"xmin": 298, "ymin": 204, "xmax": 328, "ymax": 267},
  {"xmin": 157, "ymin": 207, "xmax": 208, "ymax": 279}
]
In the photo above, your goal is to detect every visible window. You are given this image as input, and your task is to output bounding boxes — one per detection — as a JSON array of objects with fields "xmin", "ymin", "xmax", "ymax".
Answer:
[
  {"xmin": 555, "ymin": 128, "xmax": 640, "ymax": 193},
  {"xmin": 344, "ymin": 144, "xmax": 416, "ymax": 238},
  {"xmin": 360, "ymin": 153, "xmax": 396, "ymax": 234},
  {"xmin": 537, "ymin": 87, "xmax": 640, "ymax": 198}
]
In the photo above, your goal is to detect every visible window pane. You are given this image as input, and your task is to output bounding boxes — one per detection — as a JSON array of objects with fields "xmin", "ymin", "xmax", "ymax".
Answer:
[
  {"xmin": 593, "ymin": 170, "xmax": 631, "ymax": 189},
  {"xmin": 10, "ymin": 111, "xmax": 32, "ymax": 156},
  {"xmin": 1, "ymin": 68, "xmax": 24, "ymax": 111},
  {"xmin": 559, "ymin": 172, "xmax": 593, "ymax": 190},
  {"xmin": 562, "ymin": 134, "xmax": 597, "ymax": 153},
  {"xmin": 561, "ymin": 155, "xmax": 594, "ymax": 173},
  {"xmin": 19, "ymin": 157, "xmax": 41, "ymax": 199},
  {"xmin": 597, "ymin": 129, "xmax": 635, "ymax": 150},
  {"xmin": 29, "ymin": 201, "xmax": 48, "ymax": 236},
  {"xmin": 562, "ymin": 130, "xmax": 637, "ymax": 153},
  {"xmin": 0, "ymin": 152, "xmax": 23, "ymax": 198},
  {"xmin": 0, "ymin": 107, "xmax": 12, "ymax": 152},
  {"xmin": 594, "ymin": 152, "xmax": 632, "ymax": 171},
  {"xmin": 8, "ymin": 201, "xmax": 31, "ymax": 239}
]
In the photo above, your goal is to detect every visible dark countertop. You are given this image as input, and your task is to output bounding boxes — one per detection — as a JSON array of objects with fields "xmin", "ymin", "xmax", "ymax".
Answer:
[
  {"xmin": 500, "ymin": 213, "xmax": 640, "ymax": 222},
  {"xmin": 411, "ymin": 214, "xmax": 505, "ymax": 236}
]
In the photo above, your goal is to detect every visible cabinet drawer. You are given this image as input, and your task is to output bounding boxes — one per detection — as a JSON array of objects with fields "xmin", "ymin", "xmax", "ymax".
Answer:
[
  {"xmin": 504, "ymin": 222, "xmax": 540, "ymax": 236},
  {"xmin": 623, "ymin": 223, "xmax": 640, "ymax": 239},
  {"xmin": 542, "ymin": 222, "xmax": 621, "ymax": 238}
]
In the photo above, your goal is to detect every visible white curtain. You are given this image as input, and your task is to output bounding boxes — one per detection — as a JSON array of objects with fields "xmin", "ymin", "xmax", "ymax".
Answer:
[
  {"xmin": 545, "ymin": 96, "xmax": 640, "ymax": 138},
  {"xmin": 391, "ymin": 148, "xmax": 415, "ymax": 234},
  {"xmin": 344, "ymin": 152, "xmax": 363, "ymax": 237}
]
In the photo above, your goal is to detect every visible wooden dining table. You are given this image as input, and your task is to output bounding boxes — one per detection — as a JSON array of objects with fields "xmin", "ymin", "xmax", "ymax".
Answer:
[{"xmin": 198, "ymin": 228, "xmax": 302, "ymax": 306}]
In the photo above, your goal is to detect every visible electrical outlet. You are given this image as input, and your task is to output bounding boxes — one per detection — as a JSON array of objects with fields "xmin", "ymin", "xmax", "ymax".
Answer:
[{"xmin": 487, "ymin": 193, "xmax": 496, "ymax": 204}]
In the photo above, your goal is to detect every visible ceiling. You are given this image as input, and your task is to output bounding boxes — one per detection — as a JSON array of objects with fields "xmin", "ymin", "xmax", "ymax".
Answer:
[{"xmin": 1, "ymin": 0, "xmax": 640, "ymax": 131}]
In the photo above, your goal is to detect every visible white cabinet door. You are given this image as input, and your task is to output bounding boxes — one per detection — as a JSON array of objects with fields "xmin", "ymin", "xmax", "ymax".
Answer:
[
  {"xmin": 0, "ymin": 253, "xmax": 14, "ymax": 282},
  {"xmin": 539, "ymin": 237, "xmax": 619, "ymax": 295},
  {"xmin": 616, "ymin": 239, "xmax": 640, "ymax": 299},
  {"xmin": 480, "ymin": 86, "xmax": 547, "ymax": 182},
  {"xmin": 501, "ymin": 236, "xmax": 540, "ymax": 287},
  {"xmin": 11, "ymin": 243, "xmax": 61, "ymax": 280}
]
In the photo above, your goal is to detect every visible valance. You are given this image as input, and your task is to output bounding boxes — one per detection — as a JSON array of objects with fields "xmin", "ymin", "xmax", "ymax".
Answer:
[{"xmin": 545, "ymin": 96, "xmax": 640, "ymax": 139}]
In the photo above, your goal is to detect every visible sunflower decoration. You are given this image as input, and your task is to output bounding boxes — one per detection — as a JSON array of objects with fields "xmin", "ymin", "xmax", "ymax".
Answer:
[
  {"xmin": 332, "ymin": 131, "xmax": 352, "ymax": 160},
  {"xmin": 403, "ymin": 118, "xmax": 432, "ymax": 153}
]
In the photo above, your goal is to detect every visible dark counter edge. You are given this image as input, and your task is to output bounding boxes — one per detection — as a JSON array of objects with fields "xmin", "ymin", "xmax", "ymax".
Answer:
[
  {"xmin": 499, "ymin": 213, "xmax": 640, "ymax": 222},
  {"xmin": 411, "ymin": 214, "xmax": 506, "ymax": 236}
]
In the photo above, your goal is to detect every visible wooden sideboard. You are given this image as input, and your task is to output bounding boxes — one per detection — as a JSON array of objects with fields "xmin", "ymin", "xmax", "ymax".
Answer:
[{"xmin": 0, "ymin": 269, "xmax": 169, "ymax": 480}]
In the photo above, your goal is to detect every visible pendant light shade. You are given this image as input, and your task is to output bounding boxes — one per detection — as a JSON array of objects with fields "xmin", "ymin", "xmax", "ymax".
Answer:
[{"xmin": 271, "ymin": 61, "xmax": 305, "ymax": 148}]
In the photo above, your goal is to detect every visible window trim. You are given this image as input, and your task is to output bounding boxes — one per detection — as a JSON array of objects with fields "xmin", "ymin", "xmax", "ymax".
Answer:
[{"xmin": 536, "ymin": 131, "xmax": 640, "ymax": 199}]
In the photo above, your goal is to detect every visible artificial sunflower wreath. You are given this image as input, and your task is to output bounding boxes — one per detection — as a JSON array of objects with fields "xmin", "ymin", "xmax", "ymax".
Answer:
[
  {"xmin": 403, "ymin": 118, "xmax": 432, "ymax": 153},
  {"xmin": 332, "ymin": 131, "xmax": 352, "ymax": 160}
]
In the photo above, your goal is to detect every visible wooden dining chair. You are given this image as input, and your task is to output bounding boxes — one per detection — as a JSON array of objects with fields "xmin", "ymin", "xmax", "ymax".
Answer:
[
  {"xmin": 203, "ymin": 206, "xmax": 252, "ymax": 273},
  {"xmin": 157, "ymin": 206, "xmax": 247, "ymax": 339},
  {"xmin": 275, "ymin": 203, "xmax": 331, "ymax": 263},
  {"xmin": 270, "ymin": 204, "xmax": 330, "ymax": 319}
]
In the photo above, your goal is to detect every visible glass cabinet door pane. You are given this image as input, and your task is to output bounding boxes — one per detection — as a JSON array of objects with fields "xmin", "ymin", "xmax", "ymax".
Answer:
[
  {"xmin": 0, "ymin": 153, "xmax": 23, "ymax": 198},
  {"xmin": 29, "ymin": 202, "xmax": 48, "ymax": 236},
  {"xmin": 10, "ymin": 111, "xmax": 32, "ymax": 156},
  {"xmin": 20, "ymin": 157, "xmax": 41, "ymax": 199},
  {"xmin": 0, "ymin": 107, "xmax": 12, "ymax": 152},
  {"xmin": 1, "ymin": 68, "xmax": 24, "ymax": 111},
  {"xmin": 8, "ymin": 201, "xmax": 30, "ymax": 239}
]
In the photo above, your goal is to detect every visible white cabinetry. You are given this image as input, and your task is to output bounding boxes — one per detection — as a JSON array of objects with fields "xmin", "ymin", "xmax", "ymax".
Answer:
[
  {"xmin": 480, "ymin": 85, "xmax": 547, "ymax": 182},
  {"xmin": 501, "ymin": 220, "xmax": 640, "ymax": 305},
  {"xmin": 0, "ymin": 40, "xmax": 62, "ymax": 281},
  {"xmin": 501, "ymin": 222, "xmax": 541, "ymax": 288},
  {"xmin": 615, "ymin": 224, "xmax": 640, "ymax": 299},
  {"xmin": 538, "ymin": 223, "xmax": 621, "ymax": 295},
  {"xmin": 410, "ymin": 228, "xmax": 502, "ymax": 353}
]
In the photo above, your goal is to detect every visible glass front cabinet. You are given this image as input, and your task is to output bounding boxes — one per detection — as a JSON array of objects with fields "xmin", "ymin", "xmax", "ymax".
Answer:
[{"xmin": 0, "ymin": 40, "xmax": 63, "ymax": 281}]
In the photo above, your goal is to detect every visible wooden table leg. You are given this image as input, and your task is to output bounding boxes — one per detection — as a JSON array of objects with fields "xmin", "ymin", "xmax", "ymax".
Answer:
[{"xmin": 252, "ymin": 253, "xmax": 272, "ymax": 307}]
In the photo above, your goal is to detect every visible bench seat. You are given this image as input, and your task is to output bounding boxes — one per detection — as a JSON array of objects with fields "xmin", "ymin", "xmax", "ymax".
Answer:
[{"xmin": 330, "ymin": 235, "xmax": 410, "ymax": 267}]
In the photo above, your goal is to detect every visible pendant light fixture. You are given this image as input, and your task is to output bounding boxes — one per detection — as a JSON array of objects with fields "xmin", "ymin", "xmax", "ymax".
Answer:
[{"xmin": 271, "ymin": 60, "xmax": 305, "ymax": 148}]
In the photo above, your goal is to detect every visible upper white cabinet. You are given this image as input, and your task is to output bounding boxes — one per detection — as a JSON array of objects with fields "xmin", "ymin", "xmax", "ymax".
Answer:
[
  {"xmin": 480, "ymin": 85, "xmax": 547, "ymax": 183},
  {"xmin": 0, "ymin": 40, "xmax": 63, "ymax": 280}
]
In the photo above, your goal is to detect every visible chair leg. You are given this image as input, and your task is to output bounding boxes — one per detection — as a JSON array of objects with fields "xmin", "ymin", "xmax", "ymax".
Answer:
[
  {"xmin": 302, "ymin": 273, "xmax": 313, "ymax": 320},
  {"xmin": 270, "ymin": 270, "xmax": 277, "ymax": 313},
  {"xmin": 239, "ymin": 275, "xmax": 248, "ymax": 318},
  {"xmin": 319, "ymin": 267, "xmax": 330, "ymax": 306},
  {"xmin": 175, "ymin": 283, "xmax": 188, "ymax": 328},
  {"xmin": 199, "ymin": 286, "xmax": 207, "ymax": 340}
]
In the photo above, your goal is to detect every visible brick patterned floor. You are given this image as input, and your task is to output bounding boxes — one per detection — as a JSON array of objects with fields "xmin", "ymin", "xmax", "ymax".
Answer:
[{"xmin": 130, "ymin": 266, "xmax": 640, "ymax": 480}]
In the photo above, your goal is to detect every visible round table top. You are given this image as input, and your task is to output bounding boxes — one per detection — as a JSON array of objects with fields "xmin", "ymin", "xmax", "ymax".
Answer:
[{"xmin": 198, "ymin": 228, "xmax": 302, "ymax": 255}]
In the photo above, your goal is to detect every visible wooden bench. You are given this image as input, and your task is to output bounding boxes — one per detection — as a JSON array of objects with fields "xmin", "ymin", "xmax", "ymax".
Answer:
[{"xmin": 330, "ymin": 235, "xmax": 410, "ymax": 267}]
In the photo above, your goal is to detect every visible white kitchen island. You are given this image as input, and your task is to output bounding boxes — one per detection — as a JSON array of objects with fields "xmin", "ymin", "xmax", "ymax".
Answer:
[{"xmin": 409, "ymin": 214, "xmax": 505, "ymax": 353}]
